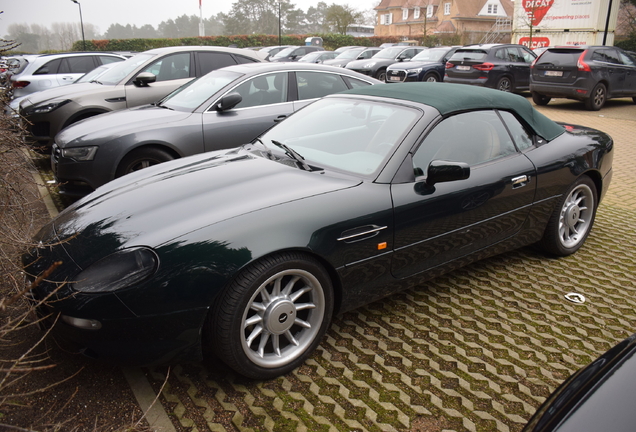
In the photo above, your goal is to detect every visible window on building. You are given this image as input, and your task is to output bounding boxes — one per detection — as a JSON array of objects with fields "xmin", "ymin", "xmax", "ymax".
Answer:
[
  {"xmin": 444, "ymin": 3, "xmax": 451, "ymax": 15},
  {"xmin": 403, "ymin": 8, "xmax": 409, "ymax": 19},
  {"xmin": 487, "ymin": 4, "xmax": 498, "ymax": 14},
  {"xmin": 427, "ymin": 5, "xmax": 434, "ymax": 17},
  {"xmin": 414, "ymin": 7, "xmax": 420, "ymax": 19},
  {"xmin": 381, "ymin": 13, "xmax": 393, "ymax": 25}
]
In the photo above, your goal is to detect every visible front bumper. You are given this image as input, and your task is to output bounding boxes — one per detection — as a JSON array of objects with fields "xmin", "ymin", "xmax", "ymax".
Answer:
[{"xmin": 51, "ymin": 143, "xmax": 112, "ymax": 197}]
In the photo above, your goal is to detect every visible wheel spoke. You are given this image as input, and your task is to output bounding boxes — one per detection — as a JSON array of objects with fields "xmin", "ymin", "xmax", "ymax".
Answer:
[
  {"xmin": 294, "ymin": 302, "xmax": 316, "ymax": 311},
  {"xmin": 272, "ymin": 334, "xmax": 281, "ymax": 356},
  {"xmin": 257, "ymin": 331, "xmax": 270, "ymax": 358},
  {"xmin": 245, "ymin": 314, "xmax": 262, "ymax": 328},
  {"xmin": 246, "ymin": 325, "xmax": 263, "ymax": 348},
  {"xmin": 290, "ymin": 285, "xmax": 311, "ymax": 302},
  {"xmin": 282, "ymin": 275, "xmax": 300, "ymax": 296},
  {"xmin": 250, "ymin": 302, "xmax": 266, "ymax": 313},
  {"xmin": 294, "ymin": 317, "xmax": 311, "ymax": 329},
  {"xmin": 284, "ymin": 330, "xmax": 299, "ymax": 346}
]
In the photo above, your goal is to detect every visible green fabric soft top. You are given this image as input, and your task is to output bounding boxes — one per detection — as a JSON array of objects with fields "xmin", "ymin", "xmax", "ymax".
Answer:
[{"xmin": 341, "ymin": 82, "xmax": 565, "ymax": 142}]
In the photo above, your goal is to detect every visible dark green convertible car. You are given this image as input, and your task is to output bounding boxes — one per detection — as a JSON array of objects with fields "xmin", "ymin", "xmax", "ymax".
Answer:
[{"xmin": 23, "ymin": 83, "xmax": 613, "ymax": 380}]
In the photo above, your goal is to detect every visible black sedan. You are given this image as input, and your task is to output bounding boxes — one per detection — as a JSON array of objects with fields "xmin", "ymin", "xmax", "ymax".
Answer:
[
  {"xmin": 345, "ymin": 46, "xmax": 426, "ymax": 81},
  {"xmin": 23, "ymin": 83, "xmax": 613, "ymax": 380},
  {"xmin": 385, "ymin": 46, "xmax": 460, "ymax": 83},
  {"xmin": 52, "ymin": 62, "xmax": 380, "ymax": 197},
  {"xmin": 524, "ymin": 333, "xmax": 636, "ymax": 432}
]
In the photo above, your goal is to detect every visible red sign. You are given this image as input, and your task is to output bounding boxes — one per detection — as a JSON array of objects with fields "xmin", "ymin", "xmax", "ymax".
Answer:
[
  {"xmin": 523, "ymin": 0, "xmax": 555, "ymax": 26},
  {"xmin": 519, "ymin": 37, "xmax": 551, "ymax": 49}
]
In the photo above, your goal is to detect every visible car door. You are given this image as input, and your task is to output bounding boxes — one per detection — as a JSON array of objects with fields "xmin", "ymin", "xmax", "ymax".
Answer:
[
  {"xmin": 390, "ymin": 110, "xmax": 536, "ymax": 279},
  {"xmin": 56, "ymin": 56, "xmax": 98, "ymax": 86},
  {"xmin": 510, "ymin": 46, "xmax": 536, "ymax": 89},
  {"xmin": 124, "ymin": 52, "xmax": 195, "ymax": 108},
  {"xmin": 592, "ymin": 48, "xmax": 627, "ymax": 95},
  {"xmin": 202, "ymin": 71, "xmax": 294, "ymax": 152},
  {"xmin": 618, "ymin": 51, "xmax": 636, "ymax": 96}
]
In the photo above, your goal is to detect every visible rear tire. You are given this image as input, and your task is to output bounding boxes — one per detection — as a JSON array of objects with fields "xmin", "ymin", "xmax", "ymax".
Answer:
[
  {"xmin": 532, "ymin": 92, "xmax": 551, "ymax": 106},
  {"xmin": 496, "ymin": 76, "xmax": 513, "ymax": 92},
  {"xmin": 584, "ymin": 83, "xmax": 606, "ymax": 111},
  {"xmin": 538, "ymin": 176, "xmax": 597, "ymax": 257},
  {"xmin": 208, "ymin": 252, "xmax": 334, "ymax": 380},
  {"xmin": 115, "ymin": 147, "xmax": 174, "ymax": 177}
]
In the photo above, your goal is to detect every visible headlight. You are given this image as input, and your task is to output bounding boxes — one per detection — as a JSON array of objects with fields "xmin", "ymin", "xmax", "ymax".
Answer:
[
  {"xmin": 24, "ymin": 99, "xmax": 71, "ymax": 115},
  {"xmin": 61, "ymin": 146, "xmax": 98, "ymax": 161},
  {"xmin": 363, "ymin": 62, "xmax": 376, "ymax": 69},
  {"xmin": 73, "ymin": 247, "xmax": 159, "ymax": 293},
  {"xmin": 408, "ymin": 68, "xmax": 423, "ymax": 74}
]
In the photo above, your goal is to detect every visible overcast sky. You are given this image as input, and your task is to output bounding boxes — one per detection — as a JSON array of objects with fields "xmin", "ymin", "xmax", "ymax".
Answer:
[{"xmin": 0, "ymin": 0, "xmax": 379, "ymax": 37}]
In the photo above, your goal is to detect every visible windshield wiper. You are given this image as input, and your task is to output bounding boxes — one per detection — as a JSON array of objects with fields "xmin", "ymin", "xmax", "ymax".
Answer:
[
  {"xmin": 90, "ymin": 80, "xmax": 103, "ymax": 84},
  {"xmin": 271, "ymin": 140, "xmax": 311, "ymax": 171}
]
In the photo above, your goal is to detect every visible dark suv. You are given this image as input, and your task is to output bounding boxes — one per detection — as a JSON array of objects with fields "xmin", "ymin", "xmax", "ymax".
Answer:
[
  {"xmin": 529, "ymin": 46, "xmax": 636, "ymax": 110},
  {"xmin": 444, "ymin": 44, "xmax": 537, "ymax": 92}
]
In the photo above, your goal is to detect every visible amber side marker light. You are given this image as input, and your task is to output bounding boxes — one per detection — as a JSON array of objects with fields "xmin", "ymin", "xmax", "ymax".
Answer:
[{"xmin": 378, "ymin": 242, "xmax": 387, "ymax": 250}]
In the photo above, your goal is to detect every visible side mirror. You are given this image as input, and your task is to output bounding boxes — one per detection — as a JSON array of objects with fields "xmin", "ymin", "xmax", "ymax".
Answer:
[
  {"xmin": 215, "ymin": 92, "xmax": 242, "ymax": 111},
  {"xmin": 425, "ymin": 160, "xmax": 470, "ymax": 187},
  {"xmin": 133, "ymin": 72, "xmax": 156, "ymax": 87}
]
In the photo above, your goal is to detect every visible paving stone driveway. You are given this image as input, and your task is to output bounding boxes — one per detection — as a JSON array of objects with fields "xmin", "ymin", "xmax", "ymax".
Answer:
[{"xmin": 144, "ymin": 97, "xmax": 636, "ymax": 432}]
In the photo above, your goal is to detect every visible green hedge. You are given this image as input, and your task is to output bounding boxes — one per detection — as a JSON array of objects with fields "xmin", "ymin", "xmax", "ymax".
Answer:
[
  {"xmin": 71, "ymin": 34, "xmax": 408, "ymax": 52},
  {"xmin": 615, "ymin": 36, "xmax": 636, "ymax": 52}
]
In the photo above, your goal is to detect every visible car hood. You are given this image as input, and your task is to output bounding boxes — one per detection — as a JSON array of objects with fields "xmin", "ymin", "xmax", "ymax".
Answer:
[
  {"xmin": 322, "ymin": 59, "xmax": 349, "ymax": 67},
  {"xmin": 52, "ymin": 148, "xmax": 360, "ymax": 268},
  {"xmin": 56, "ymin": 105, "xmax": 192, "ymax": 147},
  {"xmin": 388, "ymin": 60, "xmax": 438, "ymax": 70},
  {"xmin": 19, "ymin": 82, "xmax": 109, "ymax": 107},
  {"xmin": 347, "ymin": 58, "xmax": 393, "ymax": 69}
]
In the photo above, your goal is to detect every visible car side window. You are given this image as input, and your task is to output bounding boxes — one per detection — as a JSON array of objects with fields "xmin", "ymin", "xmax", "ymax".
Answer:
[
  {"xmin": 518, "ymin": 47, "xmax": 536, "ymax": 63},
  {"xmin": 58, "ymin": 56, "xmax": 96, "ymax": 74},
  {"xmin": 495, "ymin": 49, "xmax": 507, "ymax": 61},
  {"xmin": 196, "ymin": 52, "xmax": 237, "ymax": 75},
  {"xmin": 296, "ymin": 71, "xmax": 348, "ymax": 100},
  {"xmin": 619, "ymin": 52, "xmax": 636, "ymax": 67},
  {"xmin": 498, "ymin": 111, "xmax": 534, "ymax": 151},
  {"xmin": 100, "ymin": 56, "xmax": 122, "ymax": 65},
  {"xmin": 360, "ymin": 50, "xmax": 374, "ymax": 59},
  {"xmin": 413, "ymin": 110, "xmax": 517, "ymax": 171},
  {"xmin": 232, "ymin": 72, "xmax": 288, "ymax": 109},
  {"xmin": 34, "ymin": 59, "xmax": 61, "ymax": 75},
  {"xmin": 592, "ymin": 49, "xmax": 621, "ymax": 64},
  {"xmin": 143, "ymin": 53, "xmax": 191, "ymax": 82},
  {"xmin": 343, "ymin": 76, "xmax": 372, "ymax": 88},
  {"xmin": 234, "ymin": 55, "xmax": 259, "ymax": 64}
]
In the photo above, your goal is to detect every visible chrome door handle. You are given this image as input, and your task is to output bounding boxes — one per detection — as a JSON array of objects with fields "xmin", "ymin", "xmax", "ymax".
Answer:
[{"xmin": 511, "ymin": 175, "xmax": 529, "ymax": 188}]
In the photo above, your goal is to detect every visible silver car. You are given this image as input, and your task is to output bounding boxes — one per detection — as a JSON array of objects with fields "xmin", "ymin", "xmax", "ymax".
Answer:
[
  {"xmin": 19, "ymin": 46, "xmax": 267, "ymax": 149},
  {"xmin": 52, "ymin": 62, "xmax": 380, "ymax": 197},
  {"xmin": 11, "ymin": 52, "xmax": 126, "ymax": 98}
]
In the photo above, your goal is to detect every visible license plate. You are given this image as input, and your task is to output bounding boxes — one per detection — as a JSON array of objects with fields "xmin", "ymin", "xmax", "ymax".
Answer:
[
  {"xmin": 545, "ymin": 70, "xmax": 563, "ymax": 77},
  {"xmin": 456, "ymin": 65, "xmax": 471, "ymax": 71},
  {"xmin": 389, "ymin": 76, "xmax": 401, "ymax": 82}
]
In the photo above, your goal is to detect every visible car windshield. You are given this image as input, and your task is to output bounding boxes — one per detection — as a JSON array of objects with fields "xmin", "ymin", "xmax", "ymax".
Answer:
[
  {"xmin": 161, "ymin": 70, "xmax": 242, "ymax": 111},
  {"xmin": 411, "ymin": 48, "xmax": 448, "ymax": 62},
  {"xmin": 373, "ymin": 47, "xmax": 405, "ymax": 59},
  {"xmin": 335, "ymin": 48, "xmax": 365, "ymax": 59},
  {"xmin": 272, "ymin": 47, "xmax": 297, "ymax": 59},
  {"xmin": 299, "ymin": 52, "xmax": 321, "ymax": 62},
  {"xmin": 259, "ymin": 98, "xmax": 420, "ymax": 176},
  {"xmin": 96, "ymin": 53, "xmax": 154, "ymax": 85},
  {"xmin": 75, "ymin": 64, "xmax": 114, "ymax": 83}
]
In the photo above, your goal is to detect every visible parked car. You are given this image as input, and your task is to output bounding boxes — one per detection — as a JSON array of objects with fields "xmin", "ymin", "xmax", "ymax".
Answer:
[
  {"xmin": 334, "ymin": 45, "xmax": 366, "ymax": 53},
  {"xmin": 258, "ymin": 45, "xmax": 294, "ymax": 60},
  {"xmin": 23, "ymin": 83, "xmax": 613, "ymax": 379},
  {"xmin": 524, "ymin": 333, "xmax": 636, "ymax": 432},
  {"xmin": 1, "ymin": 54, "xmax": 39, "ymax": 90},
  {"xmin": 322, "ymin": 47, "xmax": 382, "ymax": 68},
  {"xmin": 346, "ymin": 46, "xmax": 427, "ymax": 81},
  {"xmin": 445, "ymin": 43, "xmax": 537, "ymax": 92},
  {"xmin": 10, "ymin": 52, "xmax": 126, "ymax": 98},
  {"xmin": 51, "ymin": 62, "xmax": 380, "ymax": 196},
  {"xmin": 385, "ymin": 46, "xmax": 460, "ymax": 82},
  {"xmin": 17, "ymin": 46, "xmax": 267, "ymax": 150},
  {"xmin": 269, "ymin": 46, "xmax": 324, "ymax": 62},
  {"xmin": 529, "ymin": 45, "xmax": 636, "ymax": 110},
  {"xmin": 298, "ymin": 51, "xmax": 338, "ymax": 63}
]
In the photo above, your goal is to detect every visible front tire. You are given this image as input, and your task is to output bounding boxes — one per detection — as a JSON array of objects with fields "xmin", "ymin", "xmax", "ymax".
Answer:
[
  {"xmin": 538, "ymin": 176, "xmax": 597, "ymax": 256},
  {"xmin": 208, "ymin": 252, "xmax": 334, "ymax": 380},
  {"xmin": 376, "ymin": 68, "xmax": 387, "ymax": 82},
  {"xmin": 585, "ymin": 83, "xmax": 606, "ymax": 111},
  {"xmin": 422, "ymin": 72, "xmax": 439, "ymax": 82},
  {"xmin": 115, "ymin": 147, "xmax": 174, "ymax": 177}
]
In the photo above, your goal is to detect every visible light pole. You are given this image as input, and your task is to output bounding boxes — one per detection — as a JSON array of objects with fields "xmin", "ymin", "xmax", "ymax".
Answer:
[{"xmin": 71, "ymin": 0, "xmax": 86, "ymax": 51}]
